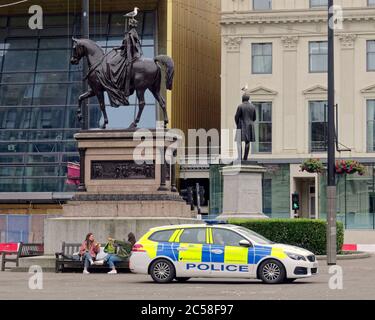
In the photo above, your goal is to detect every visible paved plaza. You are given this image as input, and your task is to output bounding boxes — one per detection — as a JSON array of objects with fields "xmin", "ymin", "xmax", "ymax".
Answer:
[{"xmin": 0, "ymin": 255, "xmax": 374, "ymax": 300}]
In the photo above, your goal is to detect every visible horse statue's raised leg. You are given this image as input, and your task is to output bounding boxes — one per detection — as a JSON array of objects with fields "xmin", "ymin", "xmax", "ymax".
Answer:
[
  {"xmin": 97, "ymin": 91, "xmax": 109, "ymax": 129},
  {"xmin": 77, "ymin": 89, "xmax": 95, "ymax": 124}
]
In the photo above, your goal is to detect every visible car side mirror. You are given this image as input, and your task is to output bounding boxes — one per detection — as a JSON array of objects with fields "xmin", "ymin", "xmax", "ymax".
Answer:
[{"xmin": 239, "ymin": 240, "xmax": 252, "ymax": 248}]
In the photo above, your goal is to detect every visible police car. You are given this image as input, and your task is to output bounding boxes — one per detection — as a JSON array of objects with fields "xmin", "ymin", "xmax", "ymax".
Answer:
[{"xmin": 129, "ymin": 223, "xmax": 318, "ymax": 284}]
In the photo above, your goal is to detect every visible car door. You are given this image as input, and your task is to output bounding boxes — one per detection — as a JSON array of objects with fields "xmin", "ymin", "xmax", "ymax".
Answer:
[
  {"xmin": 210, "ymin": 228, "xmax": 255, "ymax": 278},
  {"xmin": 174, "ymin": 227, "xmax": 211, "ymax": 277},
  {"xmin": 152, "ymin": 228, "xmax": 180, "ymax": 262}
]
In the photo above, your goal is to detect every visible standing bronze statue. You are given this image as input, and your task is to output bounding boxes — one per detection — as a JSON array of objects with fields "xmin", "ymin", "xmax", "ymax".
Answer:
[
  {"xmin": 235, "ymin": 93, "xmax": 257, "ymax": 161},
  {"xmin": 70, "ymin": 10, "xmax": 174, "ymax": 129}
]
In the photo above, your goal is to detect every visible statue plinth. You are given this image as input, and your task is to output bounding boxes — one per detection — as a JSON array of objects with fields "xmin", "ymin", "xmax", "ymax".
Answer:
[
  {"xmin": 44, "ymin": 129, "xmax": 197, "ymax": 254},
  {"xmin": 75, "ymin": 129, "xmax": 173, "ymax": 194},
  {"xmin": 218, "ymin": 164, "xmax": 269, "ymax": 220}
]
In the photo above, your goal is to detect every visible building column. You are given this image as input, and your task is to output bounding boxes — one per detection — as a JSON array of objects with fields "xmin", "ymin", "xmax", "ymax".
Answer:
[
  {"xmin": 222, "ymin": 35, "xmax": 242, "ymax": 158},
  {"xmin": 338, "ymin": 34, "xmax": 357, "ymax": 151},
  {"xmin": 281, "ymin": 36, "xmax": 299, "ymax": 153}
]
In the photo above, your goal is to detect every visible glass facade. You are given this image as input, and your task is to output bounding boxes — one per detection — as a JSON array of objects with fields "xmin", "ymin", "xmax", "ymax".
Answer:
[
  {"xmin": 210, "ymin": 163, "xmax": 375, "ymax": 229},
  {"xmin": 209, "ymin": 164, "xmax": 223, "ymax": 215},
  {"xmin": 262, "ymin": 164, "xmax": 290, "ymax": 218},
  {"xmin": 0, "ymin": 12, "xmax": 156, "ymax": 192},
  {"xmin": 367, "ymin": 100, "xmax": 375, "ymax": 152},
  {"xmin": 319, "ymin": 166, "xmax": 375, "ymax": 229}
]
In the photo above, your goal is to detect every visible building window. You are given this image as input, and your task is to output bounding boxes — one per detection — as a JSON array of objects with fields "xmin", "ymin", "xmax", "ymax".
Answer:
[
  {"xmin": 367, "ymin": 40, "xmax": 375, "ymax": 71},
  {"xmin": 369, "ymin": 0, "xmax": 375, "ymax": 6},
  {"xmin": 310, "ymin": 0, "xmax": 328, "ymax": 8},
  {"xmin": 309, "ymin": 41, "xmax": 328, "ymax": 73},
  {"xmin": 309, "ymin": 101, "xmax": 328, "ymax": 152},
  {"xmin": 252, "ymin": 43, "xmax": 272, "ymax": 74},
  {"xmin": 253, "ymin": 0, "xmax": 272, "ymax": 10},
  {"xmin": 253, "ymin": 102, "xmax": 272, "ymax": 153},
  {"xmin": 367, "ymin": 100, "xmax": 375, "ymax": 152}
]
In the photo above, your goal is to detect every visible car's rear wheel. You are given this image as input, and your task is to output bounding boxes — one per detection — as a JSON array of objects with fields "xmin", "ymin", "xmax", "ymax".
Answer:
[
  {"xmin": 175, "ymin": 277, "xmax": 190, "ymax": 282},
  {"xmin": 150, "ymin": 259, "xmax": 176, "ymax": 283},
  {"xmin": 259, "ymin": 259, "xmax": 286, "ymax": 284}
]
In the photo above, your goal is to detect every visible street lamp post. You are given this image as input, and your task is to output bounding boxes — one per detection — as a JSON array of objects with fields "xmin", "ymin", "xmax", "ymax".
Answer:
[
  {"xmin": 81, "ymin": 0, "xmax": 89, "ymax": 131},
  {"xmin": 327, "ymin": 0, "xmax": 337, "ymax": 265},
  {"xmin": 77, "ymin": 0, "xmax": 90, "ymax": 192}
]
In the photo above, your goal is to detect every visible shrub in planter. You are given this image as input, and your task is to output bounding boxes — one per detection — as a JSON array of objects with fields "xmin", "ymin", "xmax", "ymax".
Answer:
[
  {"xmin": 300, "ymin": 158, "xmax": 324, "ymax": 174},
  {"xmin": 229, "ymin": 218, "xmax": 344, "ymax": 255}
]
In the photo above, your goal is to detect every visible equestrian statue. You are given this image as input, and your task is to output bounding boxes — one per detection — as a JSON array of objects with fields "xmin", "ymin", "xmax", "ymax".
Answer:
[{"xmin": 70, "ymin": 9, "xmax": 174, "ymax": 129}]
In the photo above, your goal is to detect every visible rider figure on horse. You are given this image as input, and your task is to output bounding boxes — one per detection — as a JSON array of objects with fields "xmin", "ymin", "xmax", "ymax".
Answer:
[{"xmin": 114, "ymin": 19, "xmax": 143, "ymax": 102}]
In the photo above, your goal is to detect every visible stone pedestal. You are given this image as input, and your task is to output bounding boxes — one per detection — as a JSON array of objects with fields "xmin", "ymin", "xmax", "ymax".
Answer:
[
  {"xmin": 44, "ymin": 129, "xmax": 197, "ymax": 254},
  {"xmin": 76, "ymin": 129, "xmax": 174, "ymax": 193},
  {"xmin": 218, "ymin": 164, "xmax": 269, "ymax": 219}
]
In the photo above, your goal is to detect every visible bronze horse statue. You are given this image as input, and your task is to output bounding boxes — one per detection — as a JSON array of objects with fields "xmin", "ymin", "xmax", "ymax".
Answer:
[{"xmin": 70, "ymin": 38, "xmax": 174, "ymax": 129}]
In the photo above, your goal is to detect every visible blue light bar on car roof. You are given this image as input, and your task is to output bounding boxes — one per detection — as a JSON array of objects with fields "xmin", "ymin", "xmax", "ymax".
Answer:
[{"xmin": 205, "ymin": 220, "xmax": 228, "ymax": 225}]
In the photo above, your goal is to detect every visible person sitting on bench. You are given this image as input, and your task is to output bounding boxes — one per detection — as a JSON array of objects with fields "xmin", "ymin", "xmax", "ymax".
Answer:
[
  {"xmin": 102, "ymin": 233, "xmax": 136, "ymax": 274},
  {"xmin": 79, "ymin": 233, "xmax": 100, "ymax": 274}
]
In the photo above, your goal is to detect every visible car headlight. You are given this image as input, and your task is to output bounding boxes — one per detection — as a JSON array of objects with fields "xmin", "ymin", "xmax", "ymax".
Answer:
[{"xmin": 286, "ymin": 252, "xmax": 306, "ymax": 261}]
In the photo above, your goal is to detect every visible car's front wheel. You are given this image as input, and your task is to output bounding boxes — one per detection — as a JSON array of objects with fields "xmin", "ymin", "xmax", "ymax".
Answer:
[
  {"xmin": 150, "ymin": 259, "xmax": 176, "ymax": 283},
  {"xmin": 259, "ymin": 259, "xmax": 286, "ymax": 284}
]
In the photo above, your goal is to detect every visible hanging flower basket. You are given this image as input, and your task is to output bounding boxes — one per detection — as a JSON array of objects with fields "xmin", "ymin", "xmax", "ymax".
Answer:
[
  {"xmin": 300, "ymin": 158, "xmax": 324, "ymax": 174},
  {"xmin": 335, "ymin": 160, "xmax": 365, "ymax": 176}
]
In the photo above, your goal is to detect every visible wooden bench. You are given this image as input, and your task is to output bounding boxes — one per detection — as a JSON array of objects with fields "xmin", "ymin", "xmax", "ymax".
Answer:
[
  {"xmin": 1, "ymin": 243, "xmax": 44, "ymax": 271},
  {"xmin": 55, "ymin": 242, "xmax": 130, "ymax": 273}
]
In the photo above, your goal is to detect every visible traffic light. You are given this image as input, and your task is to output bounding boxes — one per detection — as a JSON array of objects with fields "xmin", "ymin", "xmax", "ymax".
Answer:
[{"xmin": 292, "ymin": 193, "xmax": 300, "ymax": 211}]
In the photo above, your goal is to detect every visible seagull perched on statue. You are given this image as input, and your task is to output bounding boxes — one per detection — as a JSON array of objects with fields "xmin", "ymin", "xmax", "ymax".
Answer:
[
  {"xmin": 241, "ymin": 84, "xmax": 248, "ymax": 92},
  {"xmin": 124, "ymin": 7, "xmax": 139, "ymax": 19}
]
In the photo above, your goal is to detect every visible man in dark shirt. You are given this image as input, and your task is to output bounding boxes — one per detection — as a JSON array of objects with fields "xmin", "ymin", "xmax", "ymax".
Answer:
[{"xmin": 235, "ymin": 93, "xmax": 257, "ymax": 161}]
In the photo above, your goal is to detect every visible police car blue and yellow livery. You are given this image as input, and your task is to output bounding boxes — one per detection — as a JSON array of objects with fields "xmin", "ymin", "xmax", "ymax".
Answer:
[{"xmin": 129, "ymin": 223, "xmax": 318, "ymax": 284}]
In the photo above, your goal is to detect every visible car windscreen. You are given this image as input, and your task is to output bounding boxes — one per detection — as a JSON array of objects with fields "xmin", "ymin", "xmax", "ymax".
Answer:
[{"xmin": 234, "ymin": 227, "xmax": 274, "ymax": 245}]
